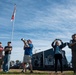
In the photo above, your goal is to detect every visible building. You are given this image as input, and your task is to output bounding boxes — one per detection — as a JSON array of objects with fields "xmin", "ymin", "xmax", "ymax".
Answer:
[{"xmin": 32, "ymin": 48, "xmax": 68, "ymax": 70}]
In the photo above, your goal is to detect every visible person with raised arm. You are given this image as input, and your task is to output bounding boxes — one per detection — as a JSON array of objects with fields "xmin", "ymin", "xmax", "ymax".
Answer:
[
  {"xmin": 21, "ymin": 38, "xmax": 33, "ymax": 73},
  {"xmin": 51, "ymin": 39, "xmax": 66, "ymax": 73}
]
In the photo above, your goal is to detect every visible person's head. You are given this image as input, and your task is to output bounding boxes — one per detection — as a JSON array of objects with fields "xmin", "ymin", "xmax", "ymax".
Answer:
[
  {"xmin": 27, "ymin": 39, "xmax": 32, "ymax": 44},
  {"xmin": 7, "ymin": 41, "xmax": 11, "ymax": 46},
  {"xmin": 55, "ymin": 41, "xmax": 60, "ymax": 46},
  {"xmin": 0, "ymin": 42, "xmax": 2, "ymax": 46},
  {"xmin": 73, "ymin": 34, "xmax": 76, "ymax": 41},
  {"xmin": 72, "ymin": 34, "xmax": 74, "ymax": 40}
]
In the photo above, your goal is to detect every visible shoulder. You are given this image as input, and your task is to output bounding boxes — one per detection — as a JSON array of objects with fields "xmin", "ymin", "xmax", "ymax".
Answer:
[
  {"xmin": 0, "ymin": 46, "xmax": 3, "ymax": 48},
  {"xmin": 29, "ymin": 43, "xmax": 33, "ymax": 45},
  {"xmin": 29, "ymin": 44, "xmax": 33, "ymax": 47},
  {"xmin": 5, "ymin": 46, "xmax": 12, "ymax": 48},
  {"xmin": 9, "ymin": 46, "xmax": 12, "ymax": 48},
  {"xmin": 5, "ymin": 46, "xmax": 8, "ymax": 48}
]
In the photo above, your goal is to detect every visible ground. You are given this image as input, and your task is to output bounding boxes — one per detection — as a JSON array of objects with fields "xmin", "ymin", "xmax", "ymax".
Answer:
[{"xmin": 0, "ymin": 69, "xmax": 75, "ymax": 75}]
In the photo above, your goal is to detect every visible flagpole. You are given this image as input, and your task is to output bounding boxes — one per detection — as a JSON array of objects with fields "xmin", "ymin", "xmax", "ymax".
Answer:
[
  {"xmin": 11, "ymin": 20, "xmax": 15, "ymax": 42},
  {"xmin": 11, "ymin": 4, "xmax": 16, "ymax": 42}
]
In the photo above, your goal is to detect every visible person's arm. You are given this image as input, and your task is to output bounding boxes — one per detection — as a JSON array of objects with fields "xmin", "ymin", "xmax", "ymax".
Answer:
[
  {"xmin": 23, "ymin": 45, "xmax": 25, "ymax": 50},
  {"xmin": 60, "ymin": 40, "xmax": 66, "ymax": 48},
  {"xmin": 23, "ymin": 41, "xmax": 29, "ymax": 47},
  {"xmin": 4, "ymin": 47, "xmax": 12, "ymax": 51},
  {"xmin": 51, "ymin": 40, "xmax": 56, "ymax": 47},
  {"xmin": 60, "ymin": 40, "xmax": 63, "ymax": 45},
  {"xmin": 68, "ymin": 40, "xmax": 76, "ymax": 48},
  {"xmin": 29, "ymin": 44, "xmax": 33, "ymax": 48},
  {"xmin": 69, "ymin": 42, "xmax": 76, "ymax": 47},
  {"xmin": 4, "ymin": 47, "xmax": 8, "ymax": 51},
  {"xmin": 9, "ymin": 47, "xmax": 12, "ymax": 51}
]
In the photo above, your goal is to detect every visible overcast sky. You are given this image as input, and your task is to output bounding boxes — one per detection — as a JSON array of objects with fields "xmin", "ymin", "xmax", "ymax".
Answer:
[{"xmin": 0, "ymin": 0, "xmax": 76, "ymax": 62}]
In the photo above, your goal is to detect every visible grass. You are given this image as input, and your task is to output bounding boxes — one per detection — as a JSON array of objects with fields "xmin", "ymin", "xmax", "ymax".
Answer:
[{"xmin": 0, "ymin": 69, "xmax": 76, "ymax": 75}]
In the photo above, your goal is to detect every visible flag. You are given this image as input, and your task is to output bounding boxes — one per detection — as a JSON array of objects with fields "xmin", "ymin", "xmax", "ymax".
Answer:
[{"xmin": 11, "ymin": 4, "xmax": 16, "ymax": 21}]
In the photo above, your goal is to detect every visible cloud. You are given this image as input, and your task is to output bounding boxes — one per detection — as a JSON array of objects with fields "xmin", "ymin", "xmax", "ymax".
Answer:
[
  {"xmin": 0, "ymin": 0, "xmax": 76, "ymax": 61},
  {"xmin": 11, "ymin": 47, "xmax": 24, "ymax": 61}
]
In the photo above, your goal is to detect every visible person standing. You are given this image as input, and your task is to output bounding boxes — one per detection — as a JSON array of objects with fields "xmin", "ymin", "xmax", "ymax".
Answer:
[
  {"xmin": 68, "ymin": 34, "xmax": 76, "ymax": 73},
  {"xmin": 51, "ymin": 39, "xmax": 66, "ymax": 73},
  {"xmin": 3, "ymin": 42, "xmax": 12, "ymax": 72},
  {"xmin": 0, "ymin": 42, "xmax": 4, "ymax": 71},
  {"xmin": 21, "ymin": 39, "xmax": 33, "ymax": 73}
]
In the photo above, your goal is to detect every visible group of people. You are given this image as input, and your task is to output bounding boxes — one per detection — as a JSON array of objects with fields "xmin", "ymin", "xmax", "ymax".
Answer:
[
  {"xmin": 0, "ymin": 34, "xmax": 76, "ymax": 74},
  {"xmin": 0, "ymin": 42, "xmax": 12, "ymax": 72},
  {"xmin": 0, "ymin": 39, "xmax": 33, "ymax": 73},
  {"xmin": 51, "ymin": 34, "xmax": 76, "ymax": 73}
]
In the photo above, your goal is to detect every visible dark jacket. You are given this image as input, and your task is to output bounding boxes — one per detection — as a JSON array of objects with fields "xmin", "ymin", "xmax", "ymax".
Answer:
[
  {"xmin": 51, "ymin": 41, "xmax": 66, "ymax": 55},
  {"xmin": 68, "ymin": 40, "xmax": 76, "ymax": 50}
]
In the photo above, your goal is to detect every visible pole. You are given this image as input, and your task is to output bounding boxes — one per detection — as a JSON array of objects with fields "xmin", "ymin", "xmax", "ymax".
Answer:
[
  {"xmin": 43, "ymin": 51, "xmax": 44, "ymax": 67},
  {"xmin": 11, "ymin": 20, "xmax": 15, "ymax": 42},
  {"xmin": 10, "ymin": 4, "xmax": 16, "ymax": 42}
]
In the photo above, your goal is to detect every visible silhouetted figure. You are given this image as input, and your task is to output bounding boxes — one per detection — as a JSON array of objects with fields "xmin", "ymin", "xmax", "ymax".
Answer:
[{"xmin": 68, "ymin": 34, "xmax": 76, "ymax": 73}]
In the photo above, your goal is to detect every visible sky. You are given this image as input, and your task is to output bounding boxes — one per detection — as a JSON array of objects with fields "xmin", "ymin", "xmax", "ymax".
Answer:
[{"xmin": 0, "ymin": 0, "xmax": 76, "ymax": 62}]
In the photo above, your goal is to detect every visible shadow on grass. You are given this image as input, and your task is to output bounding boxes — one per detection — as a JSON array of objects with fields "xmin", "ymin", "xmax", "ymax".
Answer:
[
  {"xmin": 0, "ymin": 72, "xmax": 48, "ymax": 75},
  {"xmin": 0, "ymin": 71, "xmax": 76, "ymax": 75}
]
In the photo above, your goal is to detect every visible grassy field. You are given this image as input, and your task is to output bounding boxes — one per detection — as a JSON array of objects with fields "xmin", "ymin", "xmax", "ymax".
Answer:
[{"xmin": 0, "ymin": 69, "xmax": 76, "ymax": 75}]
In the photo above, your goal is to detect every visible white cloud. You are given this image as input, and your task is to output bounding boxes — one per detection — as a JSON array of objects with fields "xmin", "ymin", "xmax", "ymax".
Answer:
[{"xmin": 0, "ymin": 0, "xmax": 76, "ymax": 62}]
